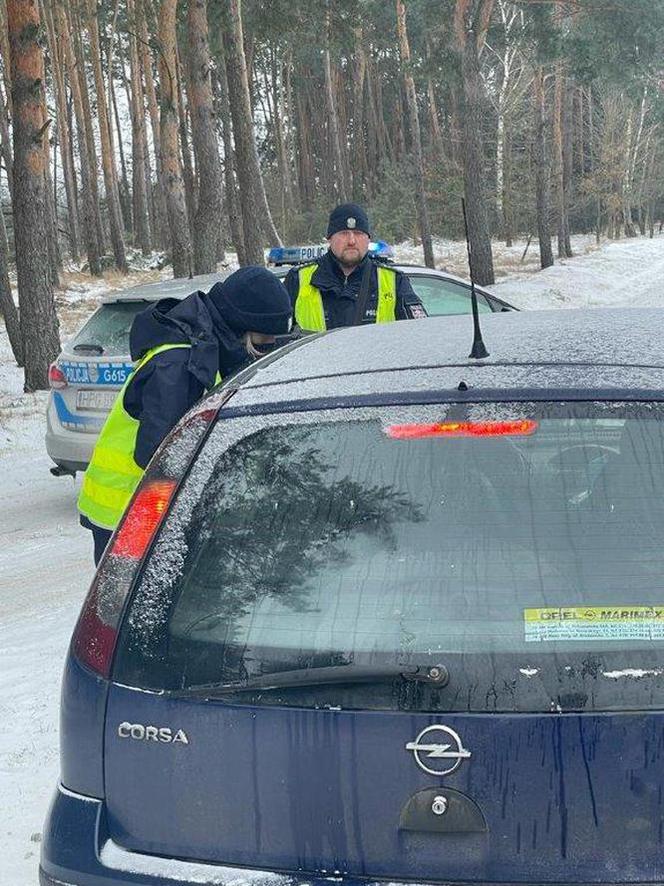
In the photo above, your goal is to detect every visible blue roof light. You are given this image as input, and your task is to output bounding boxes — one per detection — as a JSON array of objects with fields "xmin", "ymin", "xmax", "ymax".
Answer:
[
  {"xmin": 267, "ymin": 240, "xmax": 394, "ymax": 265},
  {"xmin": 369, "ymin": 240, "xmax": 395, "ymax": 260}
]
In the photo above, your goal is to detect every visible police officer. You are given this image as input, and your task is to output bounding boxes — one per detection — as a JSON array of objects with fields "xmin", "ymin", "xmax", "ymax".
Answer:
[
  {"xmin": 78, "ymin": 266, "xmax": 292, "ymax": 565},
  {"xmin": 283, "ymin": 203, "xmax": 426, "ymax": 331}
]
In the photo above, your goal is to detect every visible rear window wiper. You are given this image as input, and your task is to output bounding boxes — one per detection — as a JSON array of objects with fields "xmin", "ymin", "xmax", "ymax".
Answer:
[
  {"xmin": 181, "ymin": 663, "xmax": 449, "ymax": 697},
  {"xmin": 73, "ymin": 342, "xmax": 104, "ymax": 355}
]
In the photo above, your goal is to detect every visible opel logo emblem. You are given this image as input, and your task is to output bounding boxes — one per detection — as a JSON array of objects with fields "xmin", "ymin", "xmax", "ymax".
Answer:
[{"xmin": 405, "ymin": 725, "xmax": 471, "ymax": 776}]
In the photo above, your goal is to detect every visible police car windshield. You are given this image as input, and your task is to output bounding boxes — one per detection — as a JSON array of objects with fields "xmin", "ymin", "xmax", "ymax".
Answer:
[{"xmin": 116, "ymin": 402, "xmax": 664, "ymax": 713}]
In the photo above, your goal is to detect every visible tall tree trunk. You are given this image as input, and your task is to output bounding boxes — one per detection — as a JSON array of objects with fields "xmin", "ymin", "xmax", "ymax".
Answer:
[
  {"xmin": 323, "ymin": 2, "xmax": 349, "ymax": 202},
  {"xmin": 351, "ymin": 28, "xmax": 368, "ymax": 200},
  {"xmin": 84, "ymin": 0, "xmax": 127, "ymax": 272},
  {"xmin": 158, "ymin": 0, "xmax": 192, "ymax": 277},
  {"xmin": 57, "ymin": 0, "xmax": 102, "ymax": 275},
  {"xmin": 109, "ymin": 53, "xmax": 133, "ymax": 236},
  {"xmin": 454, "ymin": 0, "xmax": 495, "ymax": 286},
  {"xmin": 43, "ymin": 126, "xmax": 61, "ymax": 284},
  {"xmin": 71, "ymin": 4, "xmax": 107, "ymax": 253},
  {"xmin": 562, "ymin": 76, "xmax": 573, "ymax": 254},
  {"xmin": 503, "ymin": 129, "xmax": 513, "ymax": 247},
  {"xmin": 7, "ymin": 0, "xmax": 60, "ymax": 390},
  {"xmin": 0, "ymin": 77, "xmax": 13, "ymax": 199},
  {"xmin": 0, "ymin": 202, "xmax": 21, "ymax": 364},
  {"xmin": 69, "ymin": 1, "xmax": 106, "ymax": 259},
  {"xmin": 211, "ymin": 58, "xmax": 246, "ymax": 265},
  {"xmin": 138, "ymin": 0, "xmax": 168, "ymax": 249},
  {"xmin": 294, "ymin": 84, "xmax": 315, "ymax": 211},
  {"xmin": 271, "ymin": 49, "xmax": 294, "ymax": 219},
  {"xmin": 552, "ymin": 64, "xmax": 564, "ymax": 256},
  {"xmin": 176, "ymin": 43, "xmax": 196, "ymax": 236},
  {"xmin": 105, "ymin": 0, "xmax": 133, "ymax": 238},
  {"xmin": 396, "ymin": 0, "xmax": 434, "ymax": 268},
  {"xmin": 224, "ymin": 0, "xmax": 281, "ymax": 261},
  {"xmin": 533, "ymin": 67, "xmax": 554, "ymax": 269},
  {"xmin": 42, "ymin": 0, "xmax": 80, "ymax": 261},
  {"xmin": 186, "ymin": 0, "xmax": 224, "ymax": 273},
  {"xmin": 0, "ymin": 0, "xmax": 13, "ymax": 115},
  {"xmin": 126, "ymin": 0, "xmax": 151, "ymax": 254}
]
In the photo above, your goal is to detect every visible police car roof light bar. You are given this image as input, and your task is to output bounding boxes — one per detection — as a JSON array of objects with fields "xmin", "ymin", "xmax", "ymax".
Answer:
[
  {"xmin": 461, "ymin": 198, "xmax": 489, "ymax": 360},
  {"xmin": 267, "ymin": 241, "xmax": 395, "ymax": 266}
]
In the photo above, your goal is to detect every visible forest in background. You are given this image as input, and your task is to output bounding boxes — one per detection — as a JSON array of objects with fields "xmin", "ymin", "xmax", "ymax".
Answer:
[{"xmin": 1, "ymin": 0, "xmax": 664, "ymax": 388}]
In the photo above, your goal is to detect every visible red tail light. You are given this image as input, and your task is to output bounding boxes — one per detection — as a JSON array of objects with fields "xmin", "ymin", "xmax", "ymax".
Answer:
[
  {"xmin": 385, "ymin": 419, "xmax": 539, "ymax": 439},
  {"xmin": 48, "ymin": 362, "xmax": 67, "ymax": 389},
  {"xmin": 112, "ymin": 480, "xmax": 177, "ymax": 560},
  {"xmin": 71, "ymin": 387, "xmax": 236, "ymax": 678}
]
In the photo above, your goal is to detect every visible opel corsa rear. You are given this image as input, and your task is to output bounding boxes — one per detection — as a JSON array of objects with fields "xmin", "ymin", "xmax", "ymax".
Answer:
[{"xmin": 42, "ymin": 309, "xmax": 664, "ymax": 886}]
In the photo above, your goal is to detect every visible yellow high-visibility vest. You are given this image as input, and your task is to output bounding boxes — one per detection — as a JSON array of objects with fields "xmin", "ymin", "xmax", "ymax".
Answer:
[
  {"xmin": 294, "ymin": 263, "xmax": 397, "ymax": 331},
  {"xmin": 78, "ymin": 343, "xmax": 195, "ymax": 531}
]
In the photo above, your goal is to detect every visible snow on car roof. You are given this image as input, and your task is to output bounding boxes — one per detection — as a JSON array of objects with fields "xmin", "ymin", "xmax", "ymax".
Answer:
[
  {"xmin": 101, "ymin": 271, "xmax": 230, "ymax": 304},
  {"xmin": 102, "ymin": 263, "xmax": 482, "ymax": 305},
  {"xmin": 228, "ymin": 308, "xmax": 664, "ymax": 409}
]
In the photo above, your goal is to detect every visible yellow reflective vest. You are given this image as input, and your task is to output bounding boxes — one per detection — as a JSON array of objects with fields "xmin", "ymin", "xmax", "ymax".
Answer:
[
  {"xmin": 294, "ymin": 263, "xmax": 397, "ymax": 332},
  {"xmin": 78, "ymin": 343, "xmax": 192, "ymax": 531}
]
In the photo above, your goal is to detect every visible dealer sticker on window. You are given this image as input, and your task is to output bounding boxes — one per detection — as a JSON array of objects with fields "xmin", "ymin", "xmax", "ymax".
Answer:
[{"xmin": 524, "ymin": 606, "xmax": 664, "ymax": 642}]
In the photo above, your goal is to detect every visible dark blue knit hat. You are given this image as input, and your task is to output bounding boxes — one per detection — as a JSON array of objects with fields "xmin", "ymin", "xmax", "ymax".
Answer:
[
  {"xmin": 207, "ymin": 266, "xmax": 292, "ymax": 335},
  {"xmin": 327, "ymin": 203, "xmax": 371, "ymax": 238}
]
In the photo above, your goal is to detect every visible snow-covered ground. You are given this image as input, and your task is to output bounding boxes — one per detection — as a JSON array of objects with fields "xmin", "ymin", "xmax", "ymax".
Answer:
[{"xmin": 1, "ymin": 232, "xmax": 663, "ymax": 885}]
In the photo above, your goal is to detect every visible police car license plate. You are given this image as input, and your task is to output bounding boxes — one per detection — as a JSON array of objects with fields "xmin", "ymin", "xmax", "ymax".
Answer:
[{"xmin": 76, "ymin": 389, "xmax": 117, "ymax": 412}]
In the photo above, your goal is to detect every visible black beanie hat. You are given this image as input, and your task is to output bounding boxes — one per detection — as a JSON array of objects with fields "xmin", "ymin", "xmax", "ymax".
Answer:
[
  {"xmin": 326, "ymin": 203, "xmax": 371, "ymax": 238},
  {"xmin": 207, "ymin": 266, "xmax": 292, "ymax": 335}
]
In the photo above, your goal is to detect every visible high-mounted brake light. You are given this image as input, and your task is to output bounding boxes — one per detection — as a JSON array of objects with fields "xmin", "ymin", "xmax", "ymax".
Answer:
[
  {"xmin": 71, "ymin": 387, "xmax": 236, "ymax": 678},
  {"xmin": 48, "ymin": 362, "xmax": 67, "ymax": 389},
  {"xmin": 385, "ymin": 419, "xmax": 539, "ymax": 440}
]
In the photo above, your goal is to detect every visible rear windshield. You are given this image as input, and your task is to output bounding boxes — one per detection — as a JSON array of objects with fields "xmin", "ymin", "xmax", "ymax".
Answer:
[
  {"xmin": 115, "ymin": 402, "xmax": 664, "ymax": 713},
  {"xmin": 70, "ymin": 301, "xmax": 147, "ymax": 357}
]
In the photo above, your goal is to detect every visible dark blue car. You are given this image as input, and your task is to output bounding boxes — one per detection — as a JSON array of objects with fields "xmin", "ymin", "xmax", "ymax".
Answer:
[{"xmin": 42, "ymin": 309, "xmax": 664, "ymax": 886}]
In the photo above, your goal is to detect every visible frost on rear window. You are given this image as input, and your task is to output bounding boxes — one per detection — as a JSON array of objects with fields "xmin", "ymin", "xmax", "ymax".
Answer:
[
  {"xmin": 116, "ymin": 400, "xmax": 664, "ymax": 712},
  {"xmin": 122, "ymin": 405, "xmax": 458, "ymax": 663}
]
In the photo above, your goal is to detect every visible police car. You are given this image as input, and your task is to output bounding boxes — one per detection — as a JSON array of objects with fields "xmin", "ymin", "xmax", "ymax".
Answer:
[
  {"xmin": 41, "ymin": 307, "xmax": 664, "ymax": 886},
  {"xmin": 45, "ymin": 272, "xmax": 224, "ymax": 476},
  {"xmin": 45, "ymin": 249, "xmax": 514, "ymax": 476}
]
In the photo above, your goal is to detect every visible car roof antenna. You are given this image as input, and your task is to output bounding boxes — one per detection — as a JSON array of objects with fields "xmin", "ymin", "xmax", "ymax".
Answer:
[{"xmin": 461, "ymin": 198, "xmax": 489, "ymax": 359}]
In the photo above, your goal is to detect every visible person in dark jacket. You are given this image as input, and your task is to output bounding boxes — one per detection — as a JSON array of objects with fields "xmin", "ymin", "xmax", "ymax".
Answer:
[
  {"xmin": 78, "ymin": 266, "xmax": 292, "ymax": 565},
  {"xmin": 284, "ymin": 203, "xmax": 426, "ymax": 331}
]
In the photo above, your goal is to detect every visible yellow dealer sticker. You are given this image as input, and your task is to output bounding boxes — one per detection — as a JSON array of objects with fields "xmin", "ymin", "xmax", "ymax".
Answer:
[{"xmin": 524, "ymin": 607, "xmax": 664, "ymax": 642}]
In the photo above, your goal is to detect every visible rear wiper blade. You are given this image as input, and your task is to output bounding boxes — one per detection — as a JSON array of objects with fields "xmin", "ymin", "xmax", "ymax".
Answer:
[
  {"xmin": 73, "ymin": 342, "xmax": 104, "ymax": 354},
  {"xmin": 183, "ymin": 663, "xmax": 449, "ymax": 697}
]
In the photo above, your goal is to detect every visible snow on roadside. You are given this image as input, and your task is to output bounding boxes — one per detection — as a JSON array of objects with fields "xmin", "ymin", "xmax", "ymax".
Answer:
[
  {"xmin": 392, "ymin": 231, "xmax": 601, "ymax": 280},
  {"xmin": 0, "ymin": 315, "xmax": 93, "ymax": 884},
  {"xmin": 490, "ymin": 235, "xmax": 664, "ymax": 310},
  {"xmin": 393, "ymin": 231, "xmax": 664, "ymax": 312}
]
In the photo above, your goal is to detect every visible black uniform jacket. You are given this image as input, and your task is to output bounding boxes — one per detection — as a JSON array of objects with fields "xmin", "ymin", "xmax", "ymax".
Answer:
[
  {"xmin": 283, "ymin": 250, "xmax": 426, "ymax": 329},
  {"xmin": 125, "ymin": 288, "xmax": 249, "ymax": 468}
]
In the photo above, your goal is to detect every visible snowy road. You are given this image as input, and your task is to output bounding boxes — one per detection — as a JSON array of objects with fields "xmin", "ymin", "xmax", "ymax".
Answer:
[
  {"xmin": 1, "ymin": 232, "xmax": 664, "ymax": 885},
  {"xmin": 489, "ymin": 234, "xmax": 664, "ymax": 309},
  {"xmin": 0, "ymin": 410, "xmax": 92, "ymax": 884}
]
